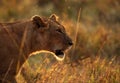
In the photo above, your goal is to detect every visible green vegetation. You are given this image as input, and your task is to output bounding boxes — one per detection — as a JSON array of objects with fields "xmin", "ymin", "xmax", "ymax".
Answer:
[{"xmin": 0, "ymin": 0, "xmax": 120, "ymax": 83}]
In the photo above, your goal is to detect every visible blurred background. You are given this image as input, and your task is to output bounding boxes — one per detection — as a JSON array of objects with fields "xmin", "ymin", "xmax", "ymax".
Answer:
[{"xmin": 0, "ymin": 0, "xmax": 120, "ymax": 83}]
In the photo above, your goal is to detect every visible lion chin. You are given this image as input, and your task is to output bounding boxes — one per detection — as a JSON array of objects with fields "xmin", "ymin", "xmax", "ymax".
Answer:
[{"xmin": 30, "ymin": 50, "xmax": 65, "ymax": 61}]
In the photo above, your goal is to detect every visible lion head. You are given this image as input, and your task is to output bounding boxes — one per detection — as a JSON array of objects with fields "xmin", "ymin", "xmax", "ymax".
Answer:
[{"xmin": 31, "ymin": 14, "xmax": 73, "ymax": 61}]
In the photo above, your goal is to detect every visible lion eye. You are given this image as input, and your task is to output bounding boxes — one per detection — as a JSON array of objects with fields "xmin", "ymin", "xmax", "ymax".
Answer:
[{"xmin": 56, "ymin": 29, "xmax": 62, "ymax": 33}]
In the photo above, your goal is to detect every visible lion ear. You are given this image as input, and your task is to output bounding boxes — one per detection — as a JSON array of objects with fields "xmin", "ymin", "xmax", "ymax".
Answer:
[
  {"xmin": 49, "ymin": 14, "xmax": 58, "ymax": 21},
  {"xmin": 32, "ymin": 15, "xmax": 47, "ymax": 28}
]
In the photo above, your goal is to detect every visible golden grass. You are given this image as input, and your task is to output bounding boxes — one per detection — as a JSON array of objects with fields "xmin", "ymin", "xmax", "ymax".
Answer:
[
  {"xmin": 0, "ymin": 0, "xmax": 120, "ymax": 83},
  {"xmin": 17, "ymin": 56, "xmax": 120, "ymax": 83},
  {"xmin": 17, "ymin": 14, "xmax": 120, "ymax": 83}
]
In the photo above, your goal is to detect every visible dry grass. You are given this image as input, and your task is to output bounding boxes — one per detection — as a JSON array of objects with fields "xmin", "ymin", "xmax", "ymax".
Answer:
[
  {"xmin": 17, "ymin": 14, "xmax": 120, "ymax": 83},
  {"xmin": 17, "ymin": 56, "xmax": 120, "ymax": 83},
  {"xmin": 0, "ymin": 0, "xmax": 120, "ymax": 83}
]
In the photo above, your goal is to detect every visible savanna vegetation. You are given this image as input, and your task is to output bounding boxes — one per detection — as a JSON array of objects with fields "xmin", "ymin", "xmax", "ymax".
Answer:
[{"xmin": 0, "ymin": 0, "xmax": 120, "ymax": 83}]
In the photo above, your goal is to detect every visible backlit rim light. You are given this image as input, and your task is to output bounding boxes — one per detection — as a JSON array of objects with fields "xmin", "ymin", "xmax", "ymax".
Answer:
[{"xmin": 30, "ymin": 50, "xmax": 65, "ymax": 61}]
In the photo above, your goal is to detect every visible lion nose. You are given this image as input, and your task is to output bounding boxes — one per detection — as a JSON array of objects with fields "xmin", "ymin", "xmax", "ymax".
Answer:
[{"xmin": 68, "ymin": 41, "xmax": 73, "ymax": 46}]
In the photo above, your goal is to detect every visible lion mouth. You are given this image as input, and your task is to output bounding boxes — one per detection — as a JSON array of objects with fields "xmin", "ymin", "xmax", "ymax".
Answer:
[
  {"xmin": 54, "ymin": 50, "xmax": 65, "ymax": 61},
  {"xmin": 55, "ymin": 50, "xmax": 64, "ymax": 56}
]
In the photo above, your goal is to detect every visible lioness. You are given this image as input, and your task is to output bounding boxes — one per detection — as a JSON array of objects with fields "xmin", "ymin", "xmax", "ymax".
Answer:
[{"xmin": 0, "ymin": 14, "xmax": 73, "ymax": 83}]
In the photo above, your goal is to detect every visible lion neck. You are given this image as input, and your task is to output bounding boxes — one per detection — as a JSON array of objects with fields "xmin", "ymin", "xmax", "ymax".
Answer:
[{"xmin": 4, "ymin": 20, "xmax": 36, "ymax": 58}]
